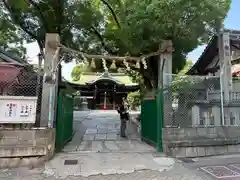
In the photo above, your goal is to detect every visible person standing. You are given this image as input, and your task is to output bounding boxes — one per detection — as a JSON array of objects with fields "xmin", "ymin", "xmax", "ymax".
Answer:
[{"xmin": 116, "ymin": 103, "xmax": 129, "ymax": 138}]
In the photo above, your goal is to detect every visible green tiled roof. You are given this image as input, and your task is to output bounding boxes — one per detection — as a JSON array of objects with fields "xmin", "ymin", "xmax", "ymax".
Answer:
[{"xmin": 71, "ymin": 72, "xmax": 137, "ymax": 86}]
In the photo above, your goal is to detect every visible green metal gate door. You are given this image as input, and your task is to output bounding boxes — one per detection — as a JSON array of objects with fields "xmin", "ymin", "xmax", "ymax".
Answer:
[
  {"xmin": 141, "ymin": 98, "xmax": 157, "ymax": 145},
  {"xmin": 140, "ymin": 91, "xmax": 163, "ymax": 151},
  {"xmin": 55, "ymin": 89, "xmax": 74, "ymax": 152}
]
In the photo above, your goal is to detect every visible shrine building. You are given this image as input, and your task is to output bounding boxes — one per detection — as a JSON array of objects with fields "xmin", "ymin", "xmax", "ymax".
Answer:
[{"xmin": 68, "ymin": 71, "xmax": 139, "ymax": 110}]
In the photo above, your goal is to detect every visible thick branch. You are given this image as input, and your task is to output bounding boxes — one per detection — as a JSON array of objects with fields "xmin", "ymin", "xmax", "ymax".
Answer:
[
  {"xmin": 37, "ymin": 39, "xmax": 44, "ymax": 53},
  {"xmin": 90, "ymin": 25, "xmax": 116, "ymax": 54},
  {"xmin": 100, "ymin": 0, "xmax": 121, "ymax": 28},
  {"xmin": 56, "ymin": 0, "xmax": 64, "ymax": 34},
  {"xmin": 130, "ymin": 65, "xmax": 153, "ymax": 89},
  {"xmin": 3, "ymin": 0, "xmax": 38, "ymax": 40}
]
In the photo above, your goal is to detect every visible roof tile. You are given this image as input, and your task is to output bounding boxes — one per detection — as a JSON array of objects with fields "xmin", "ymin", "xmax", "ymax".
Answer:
[{"xmin": 71, "ymin": 72, "xmax": 137, "ymax": 86}]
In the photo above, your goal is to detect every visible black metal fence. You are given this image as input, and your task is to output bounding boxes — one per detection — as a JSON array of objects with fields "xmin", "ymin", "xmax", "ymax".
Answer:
[{"xmin": 161, "ymin": 74, "xmax": 240, "ymax": 127}]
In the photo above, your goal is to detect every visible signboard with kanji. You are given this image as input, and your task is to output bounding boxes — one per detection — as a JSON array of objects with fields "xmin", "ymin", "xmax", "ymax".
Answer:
[{"xmin": 0, "ymin": 96, "xmax": 37, "ymax": 123}]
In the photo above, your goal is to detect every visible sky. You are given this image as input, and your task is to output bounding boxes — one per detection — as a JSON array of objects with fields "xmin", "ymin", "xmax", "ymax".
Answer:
[{"xmin": 25, "ymin": 0, "xmax": 240, "ymax": 80}]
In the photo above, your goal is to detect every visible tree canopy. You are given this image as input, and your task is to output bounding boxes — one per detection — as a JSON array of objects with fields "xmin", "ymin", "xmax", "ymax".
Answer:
[
  {"xmin": 0, "ymin": 8, "xmax": 26, "ymax": 58},
  {"xmin": 1, "ymin": 0, "xmax": 231, "ymax": 88}
]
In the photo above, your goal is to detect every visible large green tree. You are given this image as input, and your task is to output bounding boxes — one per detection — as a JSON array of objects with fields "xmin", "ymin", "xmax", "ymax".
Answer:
[
  {"xmin": 0, "ymin": 8, "xmax": 26, "ymax": 58},
  {"xmin": 2, "ymin": 0, "xmax": 231, "ymax": 88},
  {"xmin": 2, "ymin": 0, "xmax": 116, "ymax": 55}
]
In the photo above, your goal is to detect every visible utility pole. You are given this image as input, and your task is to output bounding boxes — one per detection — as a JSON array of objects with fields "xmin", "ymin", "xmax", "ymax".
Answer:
[{"xmin": 40, "ymin": 33, "xmax": 60, "ymax": 127}]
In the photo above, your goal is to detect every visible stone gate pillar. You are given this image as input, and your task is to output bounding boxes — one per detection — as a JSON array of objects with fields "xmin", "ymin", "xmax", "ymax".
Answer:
[
  {"xmin": 40, "ymin": 33, "xmax": 60, "ymax": 127},
  {"xmin": 158, "ymin": 40, "xmax": 173, "ymax": 127},
  {"xmin": 219, "ymin": 31, "xmax": 232, "ymax": 125}
]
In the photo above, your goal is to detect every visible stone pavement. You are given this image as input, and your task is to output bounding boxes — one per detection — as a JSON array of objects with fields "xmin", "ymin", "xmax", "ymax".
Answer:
[
  {"xmin": 63, "ymin": 110, "xmax": 151, "ymax": 153},
  {"xmin": 0, "ymin": 163, "xmax": 208, "ymax": 180},
  {"xmin": 5, "ymin": 154, "xmax": 240, "ymax": 179},
  {"xmin": 54, "ymin": 110, "xmax": 174, "ymax": 178},
  {"xmin": 43, "ymin": 152, "xmax": 175, "ymax": 178}
]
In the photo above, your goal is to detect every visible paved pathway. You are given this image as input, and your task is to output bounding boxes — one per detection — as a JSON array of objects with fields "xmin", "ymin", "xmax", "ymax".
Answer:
[
  {"xmin": 5, "ymin": 154, "xmax": 240, "ymax": 179},
  {"xmin": 63, "ymin": 110, "xmax": 153, "ymax": 153},
  {"xmin": 54, "ymin": 110, "xmax": 170, "ymax": 178},
  {"xmin": 0, "ymin": 164, "xmax": 207, "ymax": 180}
]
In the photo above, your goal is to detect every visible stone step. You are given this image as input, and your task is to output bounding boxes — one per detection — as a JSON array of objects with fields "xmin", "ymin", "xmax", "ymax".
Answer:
[
  {"xmin": 0, "ymin": 128, "xmax": 55, "ymax": 169},
  {"xmin": 0, "ymin": 145, "xmax": 48, "ymax": 158},
  {"xmin": 0, "ymin": 156, "xmax": 45, "ymax": 169},
  {"xmin": 0, "ymin": 129, "xmax": 55, "ymax": 146},
  {"xmin": 0, "ymin": 137, "xmax": 49, "ymax": 146}
]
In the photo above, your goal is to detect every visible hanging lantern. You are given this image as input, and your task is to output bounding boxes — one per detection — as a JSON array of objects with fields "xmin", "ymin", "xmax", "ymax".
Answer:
[
  {"xmin": 110, "ymin": 60, "xmax": 116, "ymax": 69},
  {"xmin": 141, "ymin": 58, "xmax": 147, "ymax": 69},
  {"xmin": 90, "ymin": 58, "xmax": 96, "ymax": 68},
  {"xmin": 135, "ymin": 60, "xmax": 140, "ymax": 69}
]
